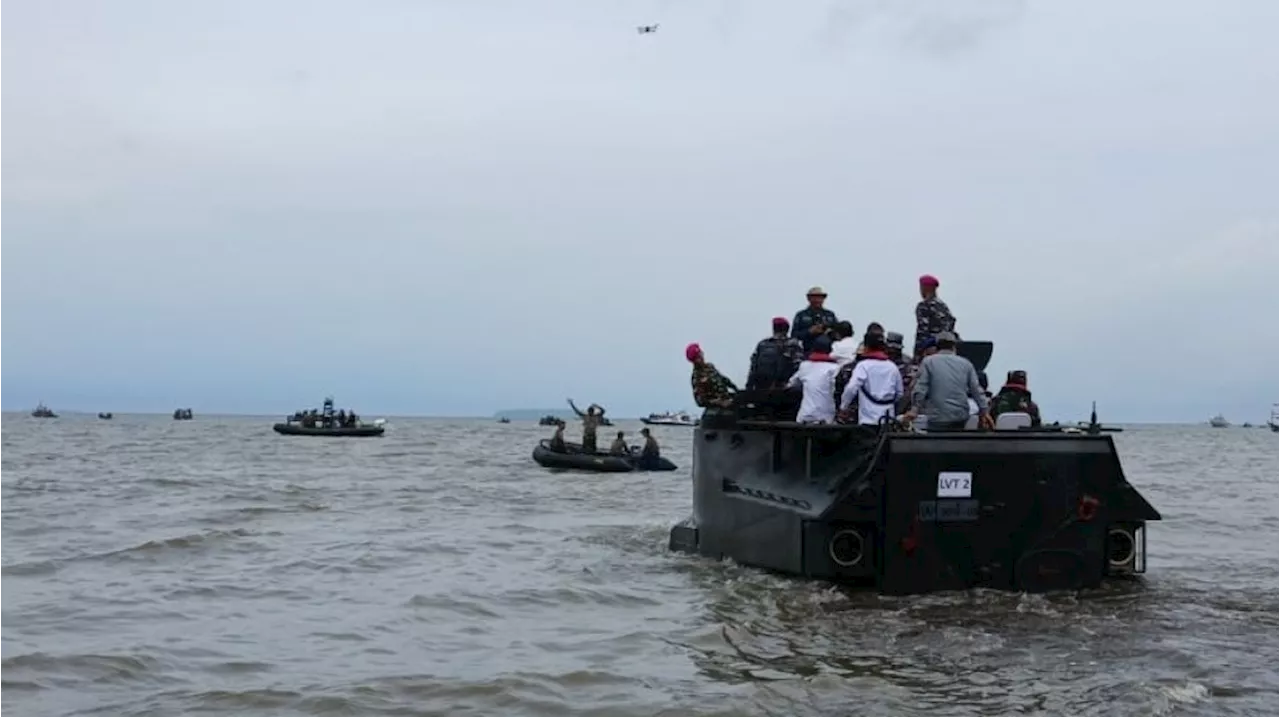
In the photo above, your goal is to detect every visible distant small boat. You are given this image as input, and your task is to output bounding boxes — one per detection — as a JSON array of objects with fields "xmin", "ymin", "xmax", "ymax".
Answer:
[
  {"xmin": 31, "ymin": 403, "xmax": 57, "ymax": 418},
  {"xmin": 97, "ymin": 412, "xmax": 114, "ymax": 420},
  {"xmin": 498, "ymin": 417, "xmax": 511, "ymax": 424},
  {"xmin": 539, "ymin": 415, "xmax": 565, "ymax": 427},
  {"xmin": 173, "ymin": 408, "xmax": 194, "ymax": 420},
  {"xmin": 641, "ymin": 410, "xmax": 699, "ymax": 427},
  {"xmin": 276, "ymin": 396, "xmax": 382, "ymax": 437},
  {"xmin": 1209, "ymin": 414, "xmax": 1229, "ymax": 428},
  {"xmin": 1268, "ymin": 404, "xmax": 1278, "ymax": 433},
  {"xmin": 273, "ymin": 423, "xmax": 385, "ymax": 437}
]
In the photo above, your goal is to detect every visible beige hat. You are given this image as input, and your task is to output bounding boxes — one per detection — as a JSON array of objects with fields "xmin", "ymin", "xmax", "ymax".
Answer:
[{"xmin": 806, "ymin": 286, "xmax": 827, "ymax": 296}]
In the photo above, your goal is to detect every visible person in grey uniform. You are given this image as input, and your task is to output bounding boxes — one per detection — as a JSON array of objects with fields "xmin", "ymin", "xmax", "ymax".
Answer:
[{"xmin": 905, "ymin": 332, "xmax": 992, "ymax": 431}]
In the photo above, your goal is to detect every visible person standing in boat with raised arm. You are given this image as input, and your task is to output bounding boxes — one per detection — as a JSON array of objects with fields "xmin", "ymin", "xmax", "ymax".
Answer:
[
  {"xmin": 791, "ymin": 286, "xmax": 839, "ymax": 353},
  {"xmin": 580, "ymin": 405, "xmax": 604, "ymax": 454},
  {"xmin": 686, "ymin": 343, "xmax": 737, "ymax": 409},
  {"xmin": 914, "ymin": 274, "xmax": 957, "ymax": 361}
]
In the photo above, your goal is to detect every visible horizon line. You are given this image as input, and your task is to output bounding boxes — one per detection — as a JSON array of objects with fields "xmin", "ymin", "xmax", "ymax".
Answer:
[{"xmin": 0, "ymin": 410, "xmax": 1244, "ymax": 427}]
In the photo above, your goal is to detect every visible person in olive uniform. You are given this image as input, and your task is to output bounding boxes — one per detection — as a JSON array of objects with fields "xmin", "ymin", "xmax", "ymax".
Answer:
[
  {"xmin": 609, "ymin": 431, "xmax": 629, "ymax": 456},
  {"xmin": 549, "ymin": 423, "xmax": 567, "ymax": 452},
  {"xmin": 791, "ymin": 286, "xmax": 839, "ymax": 353},
  {"xmin": 581, "ymin": 405, "xmax": 603, "ymax": 454}
]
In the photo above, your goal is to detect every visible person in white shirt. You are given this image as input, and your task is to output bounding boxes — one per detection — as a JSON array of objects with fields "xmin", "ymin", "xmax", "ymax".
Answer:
[
  {"xmin": 838, "ymin": 332, "xmax": 905, "ymax": 425},
  {"xmin": 830, "ymin": 321, "xmax": 858, "ymax": 366},
  {"xmin": 786, "ymin": 335, "xmax": 841, "ymax": 423}
]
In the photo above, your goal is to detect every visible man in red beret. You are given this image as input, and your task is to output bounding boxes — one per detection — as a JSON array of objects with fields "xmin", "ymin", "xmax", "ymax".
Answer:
[{"xmin": 914, "ymin": 274, "xmax": 958, "ymax": 360}]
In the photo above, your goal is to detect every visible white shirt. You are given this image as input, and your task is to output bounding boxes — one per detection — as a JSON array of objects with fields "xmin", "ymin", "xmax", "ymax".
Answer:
[
  {"xmin": 831, "ymin": 337, "xmax": 859, "ymax": 366},
  {"xmin": 786, "ymin": 359, "xmax": 841, "ymax": 423},
  {"xmin": 839, "ymin": 357, "xmax": 905, "ymax": 425}
]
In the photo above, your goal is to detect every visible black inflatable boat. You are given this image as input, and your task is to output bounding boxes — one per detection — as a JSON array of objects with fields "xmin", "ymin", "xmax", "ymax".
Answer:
[
  {"xmin": 531, "ymin": 440, "xmax": 677, "ymax": 473},
  {"xmin": 273, "ymin": 423, "xmax": 385, "ymax": 438}
]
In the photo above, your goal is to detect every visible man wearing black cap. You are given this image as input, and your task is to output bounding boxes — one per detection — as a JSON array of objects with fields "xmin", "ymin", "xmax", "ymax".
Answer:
[
  {"xmin": 747, "ymin": 317, "xmax": 805, "ymax": 390},
  {"xmin": 991, "ymin": 370, "xmax": 1042, "ymax": 427},
  {"xmin": 792, "ymin": 286, "xmax": 839, "ymax": 353}
]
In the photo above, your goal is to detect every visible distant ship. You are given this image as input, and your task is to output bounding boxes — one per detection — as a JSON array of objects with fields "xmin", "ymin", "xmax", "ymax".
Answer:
[
  {"xmin": 1208, "ymin": 414, "xmax": 1229, "ymax": 428},
  {"xmin": 641, "ymin": 410, "xmax": 699, "ymax": 427},
  {"xmin": 173, "ymin": 408, "xmax": 194, "ymax": 420},
  {"xmin": 1268, "ymin": 405, "xmax": 1278, "ymax": 433},
  {"xmin": 31, "ymin": 402, "xmax": 57, "ymax": 418}
]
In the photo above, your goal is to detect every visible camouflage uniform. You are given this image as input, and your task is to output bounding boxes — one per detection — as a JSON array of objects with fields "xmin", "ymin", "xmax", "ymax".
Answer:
[
  {"xmin": 991, "ymin": 370, "xmax": 1042, "ymax": 427},
  {"xmin": 746, "ymin": 335, "xmax": 805, "ymax": 389},
  {"xmin": 913, "ymin": 297, "xmax": 957, "ymax": 357},
  {"xmin": 885, "ymin": 332, "xmax": 914, "ymax": 412},
  {"xmin": 791, "ymin": 306, "xmax": 840, "ymax": 353},
  {"xmin": 581, "ymin": 413, "xmax": 601, "ymax": 453},
  {"xmin": 691, "ymin": 362, "xmax": 738, "ymax": 409}
]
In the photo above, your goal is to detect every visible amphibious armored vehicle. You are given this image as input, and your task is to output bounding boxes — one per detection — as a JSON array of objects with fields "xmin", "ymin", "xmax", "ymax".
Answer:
[{"xmin": 668, "ymin": 342, "xmax": 1161, "ymax": 595}]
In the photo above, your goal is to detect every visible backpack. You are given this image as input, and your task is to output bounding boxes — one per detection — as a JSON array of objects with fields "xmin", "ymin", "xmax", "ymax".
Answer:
[{"xmin": 751, "ymin": 337, "xmax": 800, "ymax": 389}]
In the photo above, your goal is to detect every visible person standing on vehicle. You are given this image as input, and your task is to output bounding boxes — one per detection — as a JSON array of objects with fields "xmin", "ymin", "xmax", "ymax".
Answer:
[
  {"xmin": 786, "ymin": 335, "xmax": 841, "ymax": 423},
  {"xmin": 791, "ymin": 286, "xmax": 839, "ymax": 353},
  {"xmin": 905, "ymin": 332, "xmax": 991, "ymax": 431},
  {"xmin": 747, "ymin": 317, "xmax": 805, "ymax": 389},
  {"xmin": 914, "ymin": 274, "xmax": 957, "ymax": 360}
]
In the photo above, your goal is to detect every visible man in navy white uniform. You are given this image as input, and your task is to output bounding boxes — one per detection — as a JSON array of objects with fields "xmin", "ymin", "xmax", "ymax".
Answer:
[{"xmin": 838, "ymin": 332, "xmax": 904, "ymax": 425}]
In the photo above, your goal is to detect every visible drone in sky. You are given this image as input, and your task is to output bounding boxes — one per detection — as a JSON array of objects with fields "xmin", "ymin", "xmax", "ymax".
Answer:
[{"xmin": 637, "ymin": 24, "xmax": 659, "ymax": 34}]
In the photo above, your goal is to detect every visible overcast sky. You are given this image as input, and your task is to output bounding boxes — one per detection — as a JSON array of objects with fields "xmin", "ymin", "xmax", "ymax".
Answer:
[{"xmin": 3, "ymin": 0, "xmax": 1277, "ymax": 421}]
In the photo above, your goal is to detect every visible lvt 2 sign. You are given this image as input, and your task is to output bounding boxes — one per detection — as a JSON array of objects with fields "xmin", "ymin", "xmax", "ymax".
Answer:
[{"xmin": 937, "ymin": 471, "xmax": 973, "ymax": 498}]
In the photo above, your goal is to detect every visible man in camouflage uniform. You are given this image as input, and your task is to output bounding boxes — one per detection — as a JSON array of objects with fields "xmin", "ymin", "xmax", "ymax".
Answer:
[
  {"xmin": 914, "ymin": 274, "xmax": 958, "ymax": 360},
  {"xmin": 791, "ymin": 286, "xmax": 839, "ymax": 353},
  {"xmin": 991, "ymin": 370, "xmax": 1042, "ymax": 427},
  {"xmin": 580, "ymin": 404, "xmax": 604, "ymax": 454},
  {"xmin": 885, "ymin": 331, "xmax": 914, "ymax": 414},
  {"xmin": 747, "ymin": 317, "xmax": 805, "ymax": 389},
  {"xmin": 687, "ymin": 343, "xmax": 737, "ymax": 409}
]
